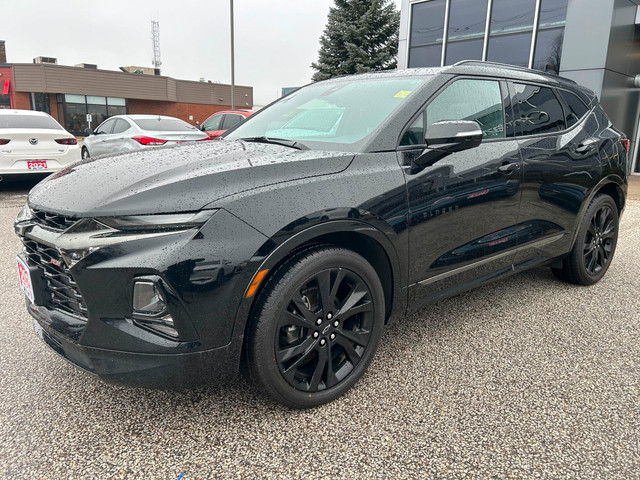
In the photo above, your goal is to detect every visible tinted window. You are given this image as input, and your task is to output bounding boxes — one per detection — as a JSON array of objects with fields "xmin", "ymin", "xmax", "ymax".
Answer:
[
  {"xmin": 400, "ymin": 112, "xmax": 425, "ymax": 146},
  {"xmin": 203, "ymin": 114, "xmax": 223, "ymax": 131},
  {"xmin": 133, "ymin": 118, "xmax": 198, "ymax": 132},
  {"xmin": 95, "ymin": 118, "xmax": 115, "ymax": 135},
  {"xmin": 426, "ymin": 79, "xmax": 504, "ymax": 139},
  {"xmin": 557, "ymin": 89, "xmax": 589, "ymax": 127},
  {"xmin": 0, "ymin": 114, "xmax": 64, "ymax": 130},
  {"xmin": 408, "ymin": 0, "xmax": 446, "ymax": 67},
  {"xmin": 222, "ymin": 114, "xmax": 244, "ymax": 130},
  {"xmin": 111, "ymin": 119, "xmax": 131, "ymax": 134},
  {"xmin": 445, "ymin": 0, "xmax": 488, "ymax": 64},
  {"xmin": 487, "ymin": 0, "xmax": 536, "ymax": 67},
  {"xmin": 512, "ymin": 83, "xmax": 565, "ymax": 136}
]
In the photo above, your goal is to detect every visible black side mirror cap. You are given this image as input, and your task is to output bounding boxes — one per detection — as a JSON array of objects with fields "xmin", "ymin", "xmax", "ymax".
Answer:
[
  {"xmin": 84, "ymin": 128, "xmax": 94, "ymax": 135},
  {"xmin": 414, "ymin": 120, "xmax": 483, "ymax": 167}
]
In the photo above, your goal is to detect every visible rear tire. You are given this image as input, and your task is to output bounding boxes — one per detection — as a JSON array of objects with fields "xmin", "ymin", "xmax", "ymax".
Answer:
[
  {"xmin": 246, "ymin": 247, "xmax": 385, "ymax": 408},
  {"xmin": 553, "ymin": 194, "xmax": 619, "ymax": 285}
]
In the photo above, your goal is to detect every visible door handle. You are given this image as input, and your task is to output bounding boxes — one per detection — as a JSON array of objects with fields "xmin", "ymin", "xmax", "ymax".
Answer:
[
  {"xmin": 497, "ymin": 162, "xmax": 520, "ymax": 173},
  {"xmin": 576, "ymin": 138, "xmax": 599, "ymax": 154}
]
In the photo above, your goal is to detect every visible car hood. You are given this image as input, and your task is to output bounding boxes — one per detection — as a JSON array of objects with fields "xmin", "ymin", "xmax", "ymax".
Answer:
[{"xmin": 28, "ymin": 140, "xmax": 354, "ymax": 216}]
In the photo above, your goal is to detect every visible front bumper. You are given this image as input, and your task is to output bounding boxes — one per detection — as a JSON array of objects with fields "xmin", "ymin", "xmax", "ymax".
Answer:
[
  {"xmin": 28, "ymin": 301, "xmax": 242, "ymax": 388},
  {"xmin": 16, "ymin": 208, "xmax": 269, "ymax": 388}
]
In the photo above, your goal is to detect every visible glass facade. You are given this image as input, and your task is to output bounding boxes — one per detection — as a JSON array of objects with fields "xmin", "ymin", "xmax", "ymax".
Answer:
[
  {"xmin": 445, "ymin": 0, "xmax": 488, "ymax": 64},
  {"xmin": 408, "ymin": 0, "xmax": 446, "ymax": 68},
  {"xmin": 407, "ymin": 0, "xmax": 568, "ymax": 72},
  {"xmin": 56, "ymin": 94, "xmax": 127, "ymax": 135}
]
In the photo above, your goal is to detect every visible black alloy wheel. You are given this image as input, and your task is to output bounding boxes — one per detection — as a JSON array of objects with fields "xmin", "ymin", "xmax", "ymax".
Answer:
[
  {"xmin": 583, "ymin": 204, "xmax": 616, "ymax": 276},
  {"xmin": 276, "ymin": 267, "xmax": 374, "ymax": 392},
  {"xmin": 246, "ymin": 247, "xmax": 385, "ymax": 408},
  {"xmin": 553, "ymin": 194, "xmax": 619, "ymax": 285}
]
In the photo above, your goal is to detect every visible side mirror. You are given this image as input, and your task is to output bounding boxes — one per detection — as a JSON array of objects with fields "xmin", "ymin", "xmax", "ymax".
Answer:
[
  {"xmin": 84, "ymin": 128, "xmax": 95, "ymax": 135},
  {"xmin": 414, "ymin": 120, "xmax": 483, "ymax": 167}
]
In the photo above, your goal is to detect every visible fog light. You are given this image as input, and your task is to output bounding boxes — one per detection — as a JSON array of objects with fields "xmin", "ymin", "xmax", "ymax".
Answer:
[
  {"xmin": 133, "ymin": 281, "xmax": 167, "ymax": 315},
  {"xmin": 132, "ymin": 281, "xmax": 178, "ymax": 339}
]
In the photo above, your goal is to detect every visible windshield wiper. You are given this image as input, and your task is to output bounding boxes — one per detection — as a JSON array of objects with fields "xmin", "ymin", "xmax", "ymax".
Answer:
[{"xmin": 238, "ymin": 136, "xmax": 309, "ymax": 150}]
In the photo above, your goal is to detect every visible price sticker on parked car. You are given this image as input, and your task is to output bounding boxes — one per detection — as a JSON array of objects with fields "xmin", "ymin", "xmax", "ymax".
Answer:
[
  {"xmin": 16, "ymin": 256, "xmax": 34, "ymax": 303},
  {"xmin": 27, "ymin": 161, "xmax": 48, "ymax": 170}
]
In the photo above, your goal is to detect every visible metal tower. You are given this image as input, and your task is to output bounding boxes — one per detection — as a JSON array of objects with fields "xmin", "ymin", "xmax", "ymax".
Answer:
[{"xmin": 151, "ymin": 20, "xmax": 162, "ymax": 73}]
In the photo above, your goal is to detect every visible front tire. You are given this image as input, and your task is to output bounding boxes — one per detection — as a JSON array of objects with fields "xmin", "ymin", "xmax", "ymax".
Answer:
[
  {"xmin": 246, "ymin": 247, "xmax": 385, "ymax": 408},
  {"xmin": 81, "ymin": 147, "xmax": 90, "ymax": 160},
  {"xmin": 553, "ymin": 194, "xmax": 619, "ymax": 285}
]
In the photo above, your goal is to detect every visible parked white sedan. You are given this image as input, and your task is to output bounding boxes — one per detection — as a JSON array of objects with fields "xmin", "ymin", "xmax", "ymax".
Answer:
[
  {"xmin": 0, "ymin": 109, "xmax": 80, "ymax": 179},
  {"xmin": 82, "ymin": 114, "xmax": 209, "ymax": 159}
]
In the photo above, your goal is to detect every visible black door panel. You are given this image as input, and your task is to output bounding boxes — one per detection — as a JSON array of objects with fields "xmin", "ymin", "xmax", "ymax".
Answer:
[
  {"xmin": 513, "ymin": 111, "xmax": 602, "ymax": 266},
  {"xmin": 402, "ymin": 139, "xmax": 522, "ymax": 308}
]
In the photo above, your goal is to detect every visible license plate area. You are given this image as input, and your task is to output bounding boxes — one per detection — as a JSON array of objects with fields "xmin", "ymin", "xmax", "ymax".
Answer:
[
  {"xmin": 27, "ymin": 160, "xmax": 48, "ymax": 170},
  {"xmin": 16, "ymin": 254, "xmax": 48, "ymax": 305}
]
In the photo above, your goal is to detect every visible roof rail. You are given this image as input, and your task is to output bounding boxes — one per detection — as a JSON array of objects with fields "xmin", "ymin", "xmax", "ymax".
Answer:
[{"xmin": 451, "ymin": 59, "xmax": 577, "ymax": 84}]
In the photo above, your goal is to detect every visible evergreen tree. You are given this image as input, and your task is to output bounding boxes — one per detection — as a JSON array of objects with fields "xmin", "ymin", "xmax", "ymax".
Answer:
[{"xmin": 311, "ymin": 0, "xmax": 400, "ymax": 82}]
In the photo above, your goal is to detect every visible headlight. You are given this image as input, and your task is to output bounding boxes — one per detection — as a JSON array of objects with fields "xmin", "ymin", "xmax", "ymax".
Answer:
[{"xmin": 96, "ymin": 210, "xmax": 217, "ymax": 232}]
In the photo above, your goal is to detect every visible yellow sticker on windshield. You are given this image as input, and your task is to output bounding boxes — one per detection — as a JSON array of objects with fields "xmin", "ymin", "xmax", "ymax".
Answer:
[{"xmin": 394, "ymin": 90, "xmax": 412, "ymax": 98}]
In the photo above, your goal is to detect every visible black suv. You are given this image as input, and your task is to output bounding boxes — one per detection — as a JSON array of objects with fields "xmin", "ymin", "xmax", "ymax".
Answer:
[{"xmin": 15, "ymin": 62, "xmax": 628, "ymax": 408}]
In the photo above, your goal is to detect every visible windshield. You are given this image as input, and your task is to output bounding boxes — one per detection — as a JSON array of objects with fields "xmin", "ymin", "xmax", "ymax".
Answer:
[
  {"xmin": 0, "ymin": 114, "xmax": 64, "ymax": 130},
  {"xmin": 133, "ymin": 117, "xmax": 198, "ymax": 132},
  {"xmin": 226, "ymin": 77, "xmax": 425, "ymax": 149}
]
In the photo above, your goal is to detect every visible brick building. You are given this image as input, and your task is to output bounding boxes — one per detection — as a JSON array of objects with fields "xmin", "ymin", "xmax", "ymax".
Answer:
[{"xmin": 0, "ymin": 41, "xmax": 253, "ymax": 135}]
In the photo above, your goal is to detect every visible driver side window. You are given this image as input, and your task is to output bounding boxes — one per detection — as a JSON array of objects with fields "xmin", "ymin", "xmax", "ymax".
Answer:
[
  {"xmin": 203, "ymin": 114, "xmax": 223, "ymax": 131},
  {"xmin": 400, "ymin": 78, "xmax": 505, "ymax": 146}
]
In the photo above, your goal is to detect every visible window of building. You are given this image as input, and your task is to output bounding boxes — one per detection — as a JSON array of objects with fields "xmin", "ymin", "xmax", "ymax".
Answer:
[
  {"xmin": 0, "ymin": 79, "xmax": 10, "ymax": 109},
  {"xmin": 532, "ymin": 0, "xmax": 568, "ymax": 73},
  {"xmin": 445, "ymin": 0, "xmax": 488, "ymax": 65},
  {"xmin": 557, "ymin": 89, "xmax": 589, "ymax": 128},
  {"xmin": 512, "ymin": 83, "xmax": 565, "ymax": 136},
  {"xmin": 408, "ymin": 0, "xmax": 447, "ymax": 68},
  {"xmin": 57, "ymin": 94, "xmax": 127, "ymax": 135},
  {"xmin": 30, "ymin": 93, "xmax": 50, "ymax": 114},
  {"xmin": 486, "ymin": 0, "xmax": 536, "ymax": 67},
  {"xmin": 400, "ymin": 78, "xmax": 504, "ymax": 145}
]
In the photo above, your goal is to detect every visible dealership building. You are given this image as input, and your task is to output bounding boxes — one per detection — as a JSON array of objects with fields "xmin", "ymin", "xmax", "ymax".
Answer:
[
  {"xmin": 0, "ymin": 40, "xmax": 253, "ymax": 135},
  {"xmin": 399, "ymin": 0, "xmax": 640, "ymax": 174}
]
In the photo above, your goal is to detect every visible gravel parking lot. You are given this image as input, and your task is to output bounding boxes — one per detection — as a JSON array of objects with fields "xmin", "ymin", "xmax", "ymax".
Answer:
[{"xmin": 0, "ymin": 180, "xmax": 638, "ymax": 480}]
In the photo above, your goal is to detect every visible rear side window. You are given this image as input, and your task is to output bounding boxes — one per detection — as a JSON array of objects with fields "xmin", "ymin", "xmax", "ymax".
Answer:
[
  {"xmin": 511, "ymin": 83, "xmax": 565, "ymax": 136},
  {"xmin": 222, "ymin": 114, "xmax": 244, "ymax": 130},
  {"xmin": 557, "ymin": 90, "xmax": 589, "ymax": 128},
  {"xmin": 0, "ymin": 114, "xmax": 63, "ymax": 130}
]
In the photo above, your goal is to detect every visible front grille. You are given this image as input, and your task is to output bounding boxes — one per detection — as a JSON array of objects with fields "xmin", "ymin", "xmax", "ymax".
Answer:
[
  {"xmin": 22, "ymin": 238, "xmax": 89, "ymax": 320},
  {"xmin": 31, "ymin": 209, "xmax": 78, "ymax": 232}
]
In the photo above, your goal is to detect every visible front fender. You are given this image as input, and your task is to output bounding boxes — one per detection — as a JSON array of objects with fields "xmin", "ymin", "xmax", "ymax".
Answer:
[{"xmin": 229, "ymin": 217, "xmax": 408, "ymax": 350}]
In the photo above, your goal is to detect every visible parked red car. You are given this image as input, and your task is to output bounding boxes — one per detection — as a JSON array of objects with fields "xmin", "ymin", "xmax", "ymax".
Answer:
[{"xmin": 200, "ymin": 110, "xmax": 253, "ymax": 138}]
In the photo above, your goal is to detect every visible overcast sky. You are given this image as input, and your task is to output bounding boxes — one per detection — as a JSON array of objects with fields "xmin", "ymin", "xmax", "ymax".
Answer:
[{"xmin": 3, "ymin": 0, "xmax": 403, "ymax": 106}]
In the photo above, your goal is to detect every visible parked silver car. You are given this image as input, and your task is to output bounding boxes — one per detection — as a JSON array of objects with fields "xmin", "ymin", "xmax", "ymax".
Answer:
[{"xmin": 82, "ymin": 114, "xmax": 209, "ymax": 159}]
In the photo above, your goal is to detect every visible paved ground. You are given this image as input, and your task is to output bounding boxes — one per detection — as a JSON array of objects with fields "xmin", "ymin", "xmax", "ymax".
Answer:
[{"xmin": 0, "ymin": 179, "xmax": 639, "ymax": 480}]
